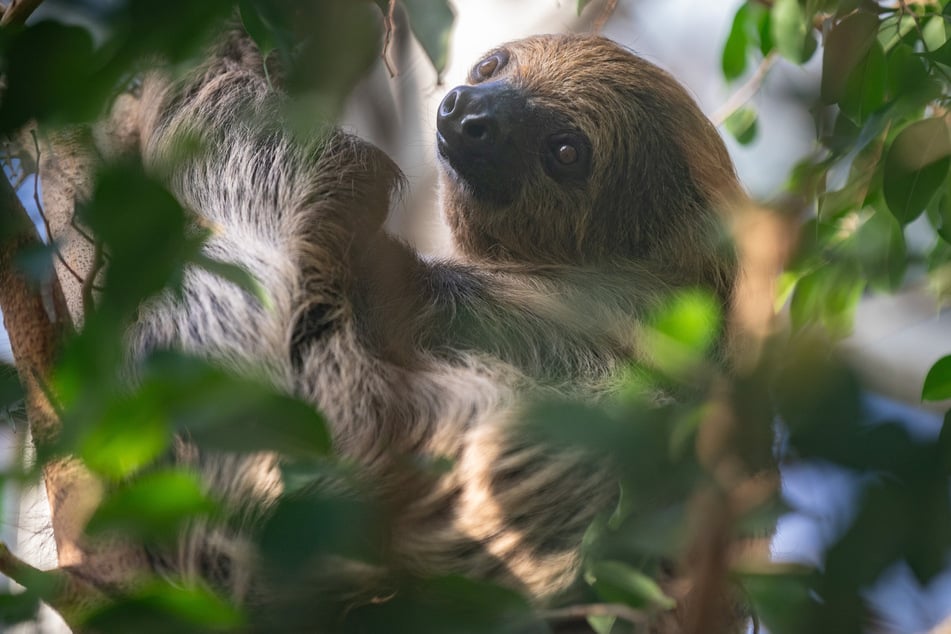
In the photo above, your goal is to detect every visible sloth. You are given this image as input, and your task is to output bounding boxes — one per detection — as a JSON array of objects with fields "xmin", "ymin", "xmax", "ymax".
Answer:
[{"xmin": 114, "ymin": 26, "xmax": 743, "ymax": 629}]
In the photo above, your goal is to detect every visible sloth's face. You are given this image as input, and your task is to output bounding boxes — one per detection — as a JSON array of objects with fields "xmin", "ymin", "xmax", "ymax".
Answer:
[
  {"xmin": 435, "ymin": 49, "xmax": 593, "ymax": 207},
  {"xmin": 437, "ymin": 34, "xmax": 740, "ymax": 270}
]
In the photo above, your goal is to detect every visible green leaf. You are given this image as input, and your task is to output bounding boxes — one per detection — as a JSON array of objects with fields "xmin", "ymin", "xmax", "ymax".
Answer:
[
  {"xmin": 0, "ymin": 592, "xmax": 40, "ymax": 626},
  {"xmin": 724, "ymin": 106, "xmax": 758, "ymax": 145},
  {"xmin": 753, "ymin": 3, "xmax": 776, "ymax": 56},
  {"xmin": 78, "ymin": 395, "xmax": 171, "ymax": 480},
  {"xmin": 922, "ymin": 355, "xmax": 951, "ymax": 401},
  {"xmin": 821, "ymin": 11, "xmax": 880, "ymax": 105},
  {"xmin": 260, "ymin": 493, "xmax": 382, "ymax": 571},
  {"xmin": 86, "ymin": 469, "xmax": 218, "ymax": 542},
  {"xmin": 722, "ymin": 4, "xmax": 751, "ymax": 80},
  {"xmin": 771, "ymin": 0, "xmax": 817, "ymax": 63},
  {"xmin": 927, "ymin": 37, "xmax": 951, "ymax": 66},
  {"xmin": 141, "ymin": 352, "xmax": 332, "ymax": 458},
  {"xmin": 586, "ymin": 560, "xmax": 675, "ymax": 610},
  {"xmin": 81, "ymin": 581, "xmax": 243, "ymax": 634},
  {"xmin": 0, "ymin": 365, "xmax": 23, "ymax": 408},
  {"xmin": 886, "ymin": 43, "xmax": 940, "ymax": 104},
  {"xmin": 0, "ymin": 22, "xmax": 114, "ymax": 133},
  {"xmin": 739, "ymin": 570, "xmax": 814, "ymax": 634},
  {"xmin": 587, "ymin": 615, "xmax": 616, "ymax": 634},
  {"xmin": 883, "ymin": 118, "xmax": 951, "ymax": 224},
  {"xmin": 850, "ymin": 208, "xmax": 907, "ymax": 291},
  {"xmin": 402, "ymin": 0, "xmax": 456, "ymax": 75},
  {"xmin": 839, "ymin": 41, "xmax": 886, "ymax": 124},
  {"xmin": 645, "ymin": 290, "xmax": 722, "ymax": 378},
  {"xmin": 789, "ymin": 266, "xmax": 866, "ymax": 336},
  {"xmin": 926, "ymin": 188, "xmax": 951, "ymax": 244},
  {"xmin": 193, "ymin": 253, "xmax": 271, "ymax": 309},
  {"xmin": 237, "ymin": 0, "xmax": 294, "ymax": 59},
  {"xmin": 81, "ymin": 164, "xmax": 195, "ymax": 319},
  {"xmin": 282, "ymin": 2, "xmax": 382, "ymax": 112}
]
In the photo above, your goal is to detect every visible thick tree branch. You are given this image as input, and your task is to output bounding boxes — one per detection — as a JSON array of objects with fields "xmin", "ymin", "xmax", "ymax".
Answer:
[
  {"xmin": 0, "ymin": 140, "xmax": 148, "ymax": 625},
  {"xmin": 0, "ymin": 169, "xmax": 69, "ymax": 443}
]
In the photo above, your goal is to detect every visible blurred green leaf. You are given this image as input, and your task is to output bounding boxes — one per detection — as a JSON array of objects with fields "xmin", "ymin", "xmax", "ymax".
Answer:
[
  {"xmin": 587, "ymin": 614, "xmax": 616, "ymax": 634},
  {"xmin": 927, "ymin": 37, "xmax": 951, "ymax": 67},
  {"xmin": 86, "ymin": 469, "xmax": 217, "ymax": 542},
  {"xmin": 0, "ymin": 21, "xmax": 113, "ymax": 133},
  {"xmin": 259, "ymin": 493, "xmax": 382, "ymax": 571},
  {"xmin": 927, "ymin": 188, "xmax": 951, "ymax": 244},
  {"xmin": 771, "ymin": 0, "xmax": 817, "ymax": 63},
  {"xmin": 821, "ymin": 11, "xmax": 880, "ymax": 106},
  {"xmin": 753, "ymin": 3, "xmax": 775, "ymax": 56},
  {"xmin": 849, "ymin": 207, "xmax": 907, "ymax": 291},
  {"xmin": 192, "ymin": 253, "xmax": 272, "ymax": 309},
  {"xmin": 142, "ymin": 352, "xmax": 331, "ymax": 458},
  {"xmin": 0, "ymin": 592, "xmax": 40, "ymax": 626},
  {"xmin": 789, "ymin": 265, "xmax": 865, "ymax": 336},
  {"xmin": 739, "ymin": 570, "xmax": 815, "ymax": 634},
  {"xmin": 722, "ymin": 4, "xmax": 751, "ymax": 80},
  {"xmin": 78, "ymin": 395, "xmax": 170, "ymax": 480},
  {"xmin": 403, "ymin": 0, "xmax": 456, "ymax": 75},
  {"xmin": 839, "ymin": 41, "xmax": 886, "ymax": 124},
  {"xmin": 81, "ymin": 581, "xmax": 243, "ymax": 634},
  {"xmin": 922, "ymin": 354, "xmax": 951, "ymax": 401},
  {"xmin": 774, "ymin": 335, "xmax": 864, "ymax": 459},
  {"xmin": 12, "ymin": 243, "xmax": 56, "ymax": 286},
  {"xmin": 283, "ymin": 1, "xmax": 381, "ymax": 108},
  {"xmin": 725, "ymin": 106, "xmax": 758, "ymax": 145},
  {"xmin": 645, "ymin": 290, "xmax": 721, "ymax": 379},
  {"xmin": 586, "ymin": 560, "xmax": 675, "ymax": 610},
  {"xmin": 102, "ymin": 0, "xmax": 233, "ymax": 64},
  {"xmin": 883, "ymin": 117, "xmax": 951, "ymax": 224},
  {"xmin": 350, "ymin": 574, "xmax": 535, "ymax": 634},
  {"xmin": 0, "ymin": 364, "xmax": 24, "ymax": 407},
  {"xmin": 238, "ymin": 0, "xmax": 294, "ymax": 59},
  {"xmin": 81, "ymin": 163, "xmax": 196, "ymax": 318},
  {"xmin": 905, "ymin": 473, "xmax": 951, "ymax": 583},
  {"xmin": 886, "ymin": 44, "xmax": 941, "ymax": 104}
]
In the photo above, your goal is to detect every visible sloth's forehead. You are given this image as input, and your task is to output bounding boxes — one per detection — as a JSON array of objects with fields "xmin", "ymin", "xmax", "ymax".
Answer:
[{"xmin": 497, "ymin": 36, "xmax": 670, "ymax": 107}]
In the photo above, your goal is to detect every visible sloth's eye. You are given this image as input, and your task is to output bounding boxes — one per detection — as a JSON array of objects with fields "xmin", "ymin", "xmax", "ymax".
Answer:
[
  {"xmin": 471, "ymin": 50, "xmax": 509, "ymax": 82},
  {"xmin": 543, "ymin": 131, "xmax": 592, "ymax": 183},
  {"xmin": 554, "ymin": 143, "xmax": 578, "ymax": 165}
]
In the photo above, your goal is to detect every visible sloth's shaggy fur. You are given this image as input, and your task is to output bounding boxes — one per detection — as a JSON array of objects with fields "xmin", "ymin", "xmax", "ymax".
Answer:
[{"xmin": 119, "ymin": 28, "xmax": 742, "ymax": 625}]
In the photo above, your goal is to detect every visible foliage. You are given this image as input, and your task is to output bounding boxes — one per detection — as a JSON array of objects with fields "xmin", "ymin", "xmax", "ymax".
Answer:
[{"xmin": 0, "ymin": 0, "xmax": 948, "ymax": 633}]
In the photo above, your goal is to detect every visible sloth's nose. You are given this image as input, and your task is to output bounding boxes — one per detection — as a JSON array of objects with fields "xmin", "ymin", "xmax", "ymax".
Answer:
[{"xmin": 437, "ymin": 84, "xmax": 506, "ymax": 157}]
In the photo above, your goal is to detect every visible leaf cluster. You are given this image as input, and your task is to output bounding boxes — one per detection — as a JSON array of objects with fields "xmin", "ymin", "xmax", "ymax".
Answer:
[{"xmin": 723, "ymin": 0, "xmax": 951, "ymax": 338}]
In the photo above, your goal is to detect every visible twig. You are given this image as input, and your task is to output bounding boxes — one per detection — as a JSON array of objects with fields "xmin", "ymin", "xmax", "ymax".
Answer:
[
  {"xmin": 898, "ymin": 0, "xmax": 951, "ymax": 84},
  {"xmin": 0, "ymin": 541, "xmax": 43, "ymax": 586},
  {"xmin": 592, "ymin": 0, "xmax": 619, "ymax": 33},
  {"xmin": 30, "ymin": 130, "xmax": 91, "ymax": 289},
  {"xmin": 540, "ymin": 602, "xmax": 648, "ymax": 626},
  {"xmin": 380, "ymin": 0, "xmax": 398, "ymax": 78},
  {"xmin": 82, "ymin": 241, "xmax": 103, "ymax": 315},
  {"xmin": 712, "ymin": 52, "xmax": 778, "ymax": 127},
  {"xmin": 70, "ymin": 215, "xmax": 96, "ymax": 246},
  {"xmin": 29, "ymin": 132, "xmax": 48, "ymax": 236},
  {"xmin": 0, "ymin": 0, "xmax": 44, "ymax": 26}
]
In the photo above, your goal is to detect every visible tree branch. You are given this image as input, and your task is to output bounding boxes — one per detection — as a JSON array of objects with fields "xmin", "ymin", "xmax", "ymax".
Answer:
[
  {"xmin": 0, "ymin": 138, "xmax": 148, "ymax": 624},
  {"xmin": 0, "ymin": 0, "xmax": 44, "ymax": 26},
  {"xmin": 712, "ymin": 52, "xmax": 778, "ymax": 127},
  {"xmin": 540, "ymin": 602, "xmax": 648, "ymax": 627}
]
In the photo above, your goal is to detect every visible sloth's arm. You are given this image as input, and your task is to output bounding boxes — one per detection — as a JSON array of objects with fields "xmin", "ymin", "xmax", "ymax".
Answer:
[{"xmin": 345, "ymin": 234, "xmax": 658, "ymax": 383}]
